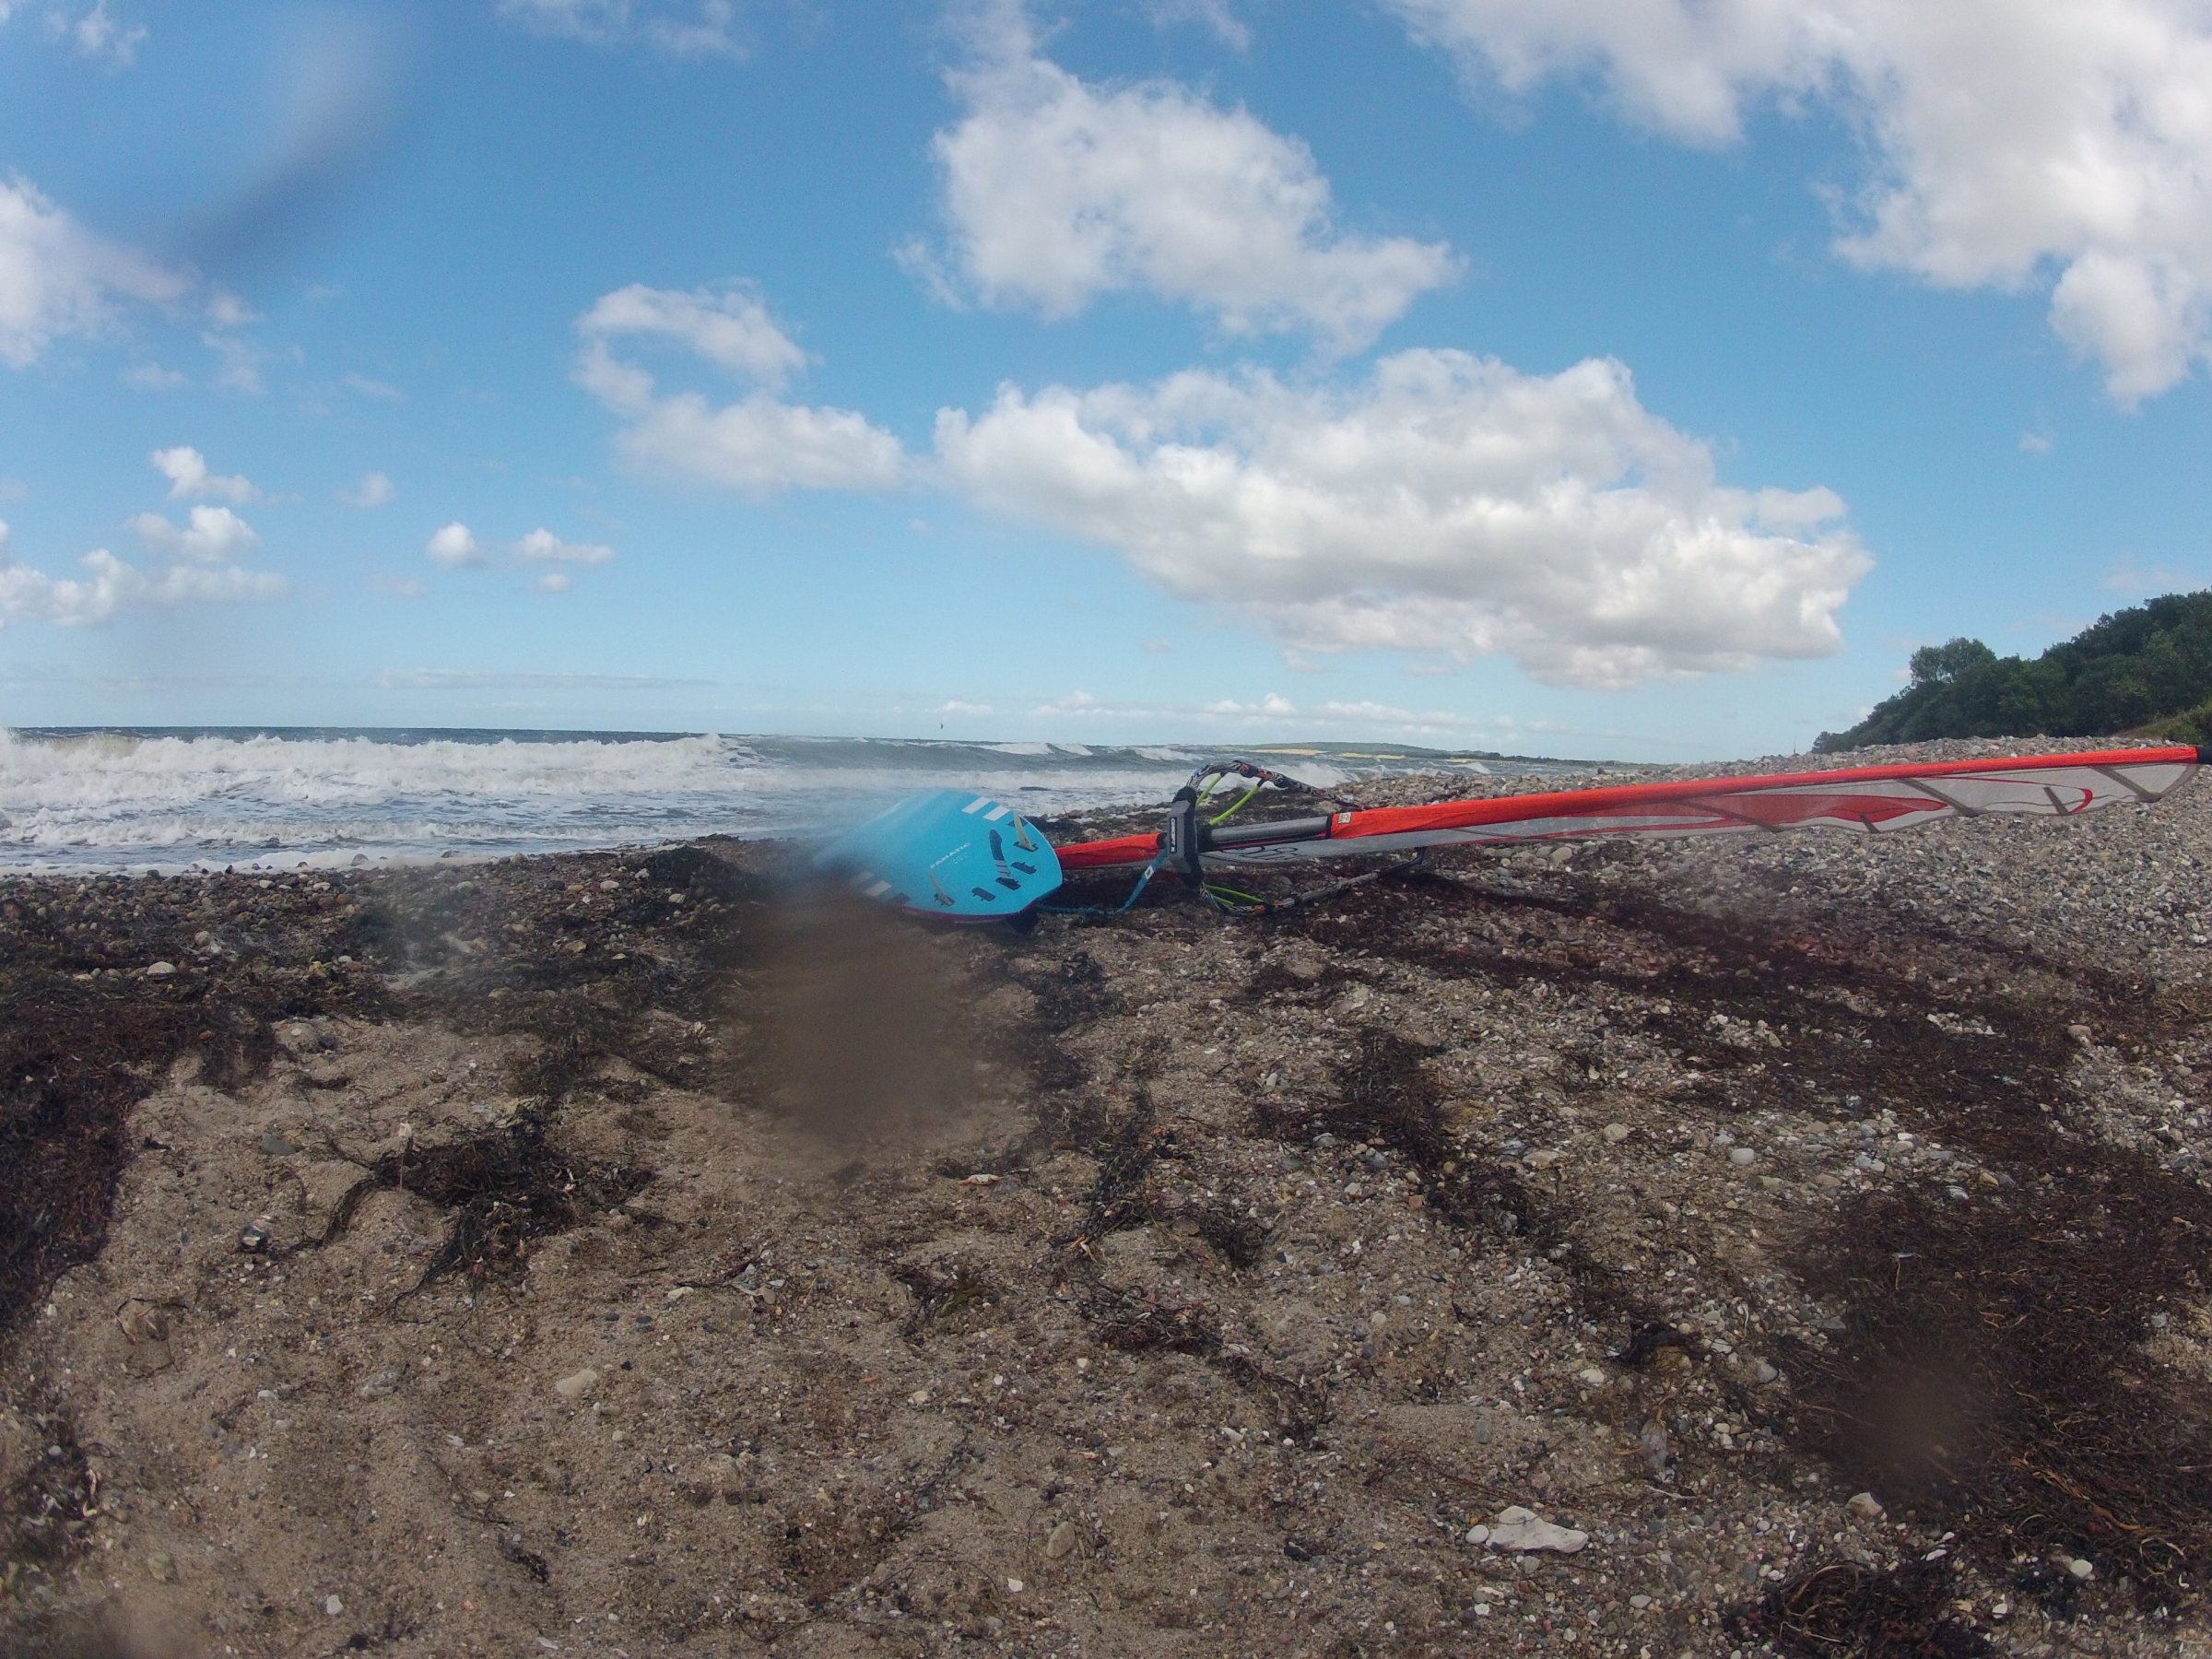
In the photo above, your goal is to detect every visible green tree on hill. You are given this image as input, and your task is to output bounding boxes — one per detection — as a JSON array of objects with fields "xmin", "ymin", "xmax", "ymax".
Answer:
[{"xmin": 1815, "ymin": 590, "xmax": 2212, "ymax": 751}]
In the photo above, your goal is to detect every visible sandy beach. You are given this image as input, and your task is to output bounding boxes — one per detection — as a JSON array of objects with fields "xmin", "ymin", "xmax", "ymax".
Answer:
[{"xmin": 5, "ymin": 740, "xmax": 2211, "ymax": 1657}]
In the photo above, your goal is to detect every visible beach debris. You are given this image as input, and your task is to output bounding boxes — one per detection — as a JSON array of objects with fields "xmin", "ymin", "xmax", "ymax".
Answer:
[
  {"xmin": 553, "ymin": 1367, "xmax": 600, "ymax": 1402},
  {"xmin": 114, "ymin": 1300, "xmax": 169, "ymax": 1346},
  {"xmin": 1479, "ymin": 1506, "xmax": 1589, "ymax": 1554},
  {"xmin": 680, "ymin": 1453, "xmax": 744, "ymax": 1504},
  {"xmin": 115, "ymin": 1299, "xmax": 175, "ymax": 1375},
  {"xmin": 275, "ymin": 1018, "xmax": 336, "ymax": 1057}
]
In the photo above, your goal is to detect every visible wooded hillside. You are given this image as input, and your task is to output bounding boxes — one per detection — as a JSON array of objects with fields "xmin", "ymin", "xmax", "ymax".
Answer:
[{"xmin": 1816, "ymin": 590, "xmax": 2212, "ymax": 751}]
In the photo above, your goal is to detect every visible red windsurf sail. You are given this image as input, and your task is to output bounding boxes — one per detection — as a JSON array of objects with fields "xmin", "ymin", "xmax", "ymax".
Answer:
[{"xmin": 1054, "ymin": 746, "xmax": 2205, "ymax": 873}]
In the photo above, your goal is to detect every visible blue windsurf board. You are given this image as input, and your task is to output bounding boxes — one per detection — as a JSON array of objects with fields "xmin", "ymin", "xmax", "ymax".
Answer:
[{"xmin": 813, "ymin": 789, "xmax": 1063, "ymax": 920}]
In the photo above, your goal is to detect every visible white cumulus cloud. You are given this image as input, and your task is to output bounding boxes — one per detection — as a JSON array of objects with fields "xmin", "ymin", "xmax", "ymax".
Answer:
[
  {"xmin": 1388, "ymin": 0, "xmax": 2212, "ymax": 403},
  {"xmin": 917, "ymin": 12, "xmax": 1457, "ymax": 350},
  {"xmin": 575, "ymin": 284, "xmax": 907, "ymax": 496},
  {"xmin": 340, "ymin": 471, "xmax": 394, "ymax": 508},
  {"xmin": 515, "ymin": 527, "xmax": 615, "ymax": 566},
  {"xmin": 49, "ymin": 2, "xmax": 145, "ymax": 67},
  {"xmin": 578, "ymin": 283, "xmax": 807, "ymax": 389},
  {"xmin": 0, "ymin": 176, "xmax": 185, "ymax": 368},
  {"xmin": 127, "ymin": 504, "xmax": 261, "ymax": 563},
  {"xmin": 0, "ymin": 519, "xmax": 283, "ymax": 628},
  {"xmin": 1144, "ymin": 0, "xmax": 1251, "ymax": 50},
  {"xmin": 425, "ymin": 522, "xmax": 485, "ymax": 568},
  {"xmin": 586, "ymin": 385, "xmax": 911, "ymax": 495},
  {"xmin": 935, "ymin": 350, "xmax": 1870, "ymax": 688},
  {"xmin": 151, "ymin": 445, "xmax": 255, "ymax": 501}
]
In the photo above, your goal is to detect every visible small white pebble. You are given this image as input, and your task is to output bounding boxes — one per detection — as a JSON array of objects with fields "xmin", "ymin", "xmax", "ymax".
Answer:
[{"xmin": 324, "ymin": 1594, "xmax": 344, "ymax": 1617}]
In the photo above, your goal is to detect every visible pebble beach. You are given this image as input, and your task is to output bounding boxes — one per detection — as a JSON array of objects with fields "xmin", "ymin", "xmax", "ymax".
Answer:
[{"xmin": 4, "ymin": 737, "xmax": 2210, "ymax": 1657}]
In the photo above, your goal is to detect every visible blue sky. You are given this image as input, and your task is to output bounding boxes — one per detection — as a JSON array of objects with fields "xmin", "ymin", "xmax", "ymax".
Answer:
[{"xmin": 3, "ymin": 0, "xmax": 2210, "ymax": 760}]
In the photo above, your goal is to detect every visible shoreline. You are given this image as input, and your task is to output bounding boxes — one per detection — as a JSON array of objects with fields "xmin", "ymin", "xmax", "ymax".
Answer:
[
  {"xmin": 0, "ymin": 728, "xmax": 1606, "ymax": 885},
  {"xmin": 4, "ymin": 741, "xmax": 2209, "ymax": 1655}
]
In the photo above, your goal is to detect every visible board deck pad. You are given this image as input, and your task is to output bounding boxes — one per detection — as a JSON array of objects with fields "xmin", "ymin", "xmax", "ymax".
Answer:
[{"xmin": 813, "ymin": 789, "xmax": 1063, "ymax": 919}]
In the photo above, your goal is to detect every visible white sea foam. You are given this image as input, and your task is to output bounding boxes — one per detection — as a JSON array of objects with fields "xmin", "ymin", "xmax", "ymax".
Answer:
[
  {"xmin": 0, "ymin": 727, "xmax": 1549, "ymax": 874},
  {"xmin": 0, "ymin": 729, "xmax": 739, "ymax": 811}
]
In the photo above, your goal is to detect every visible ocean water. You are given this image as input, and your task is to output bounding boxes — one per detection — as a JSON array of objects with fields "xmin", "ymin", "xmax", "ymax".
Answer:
[{"xmin": 0, "ymin": 727, "xmax": 1573, "ymax": 875}]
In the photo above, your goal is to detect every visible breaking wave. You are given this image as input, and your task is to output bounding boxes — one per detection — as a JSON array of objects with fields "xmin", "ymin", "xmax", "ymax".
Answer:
[{"xmin": 0, "ymin": 726, "xmax": 1530, "ymax": 874}]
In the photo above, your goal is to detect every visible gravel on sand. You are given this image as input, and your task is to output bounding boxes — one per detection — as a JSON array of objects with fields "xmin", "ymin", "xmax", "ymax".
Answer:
[{"xmin": 4, "ymin": 739, "xmax": 2210, "ymax": 1656}]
